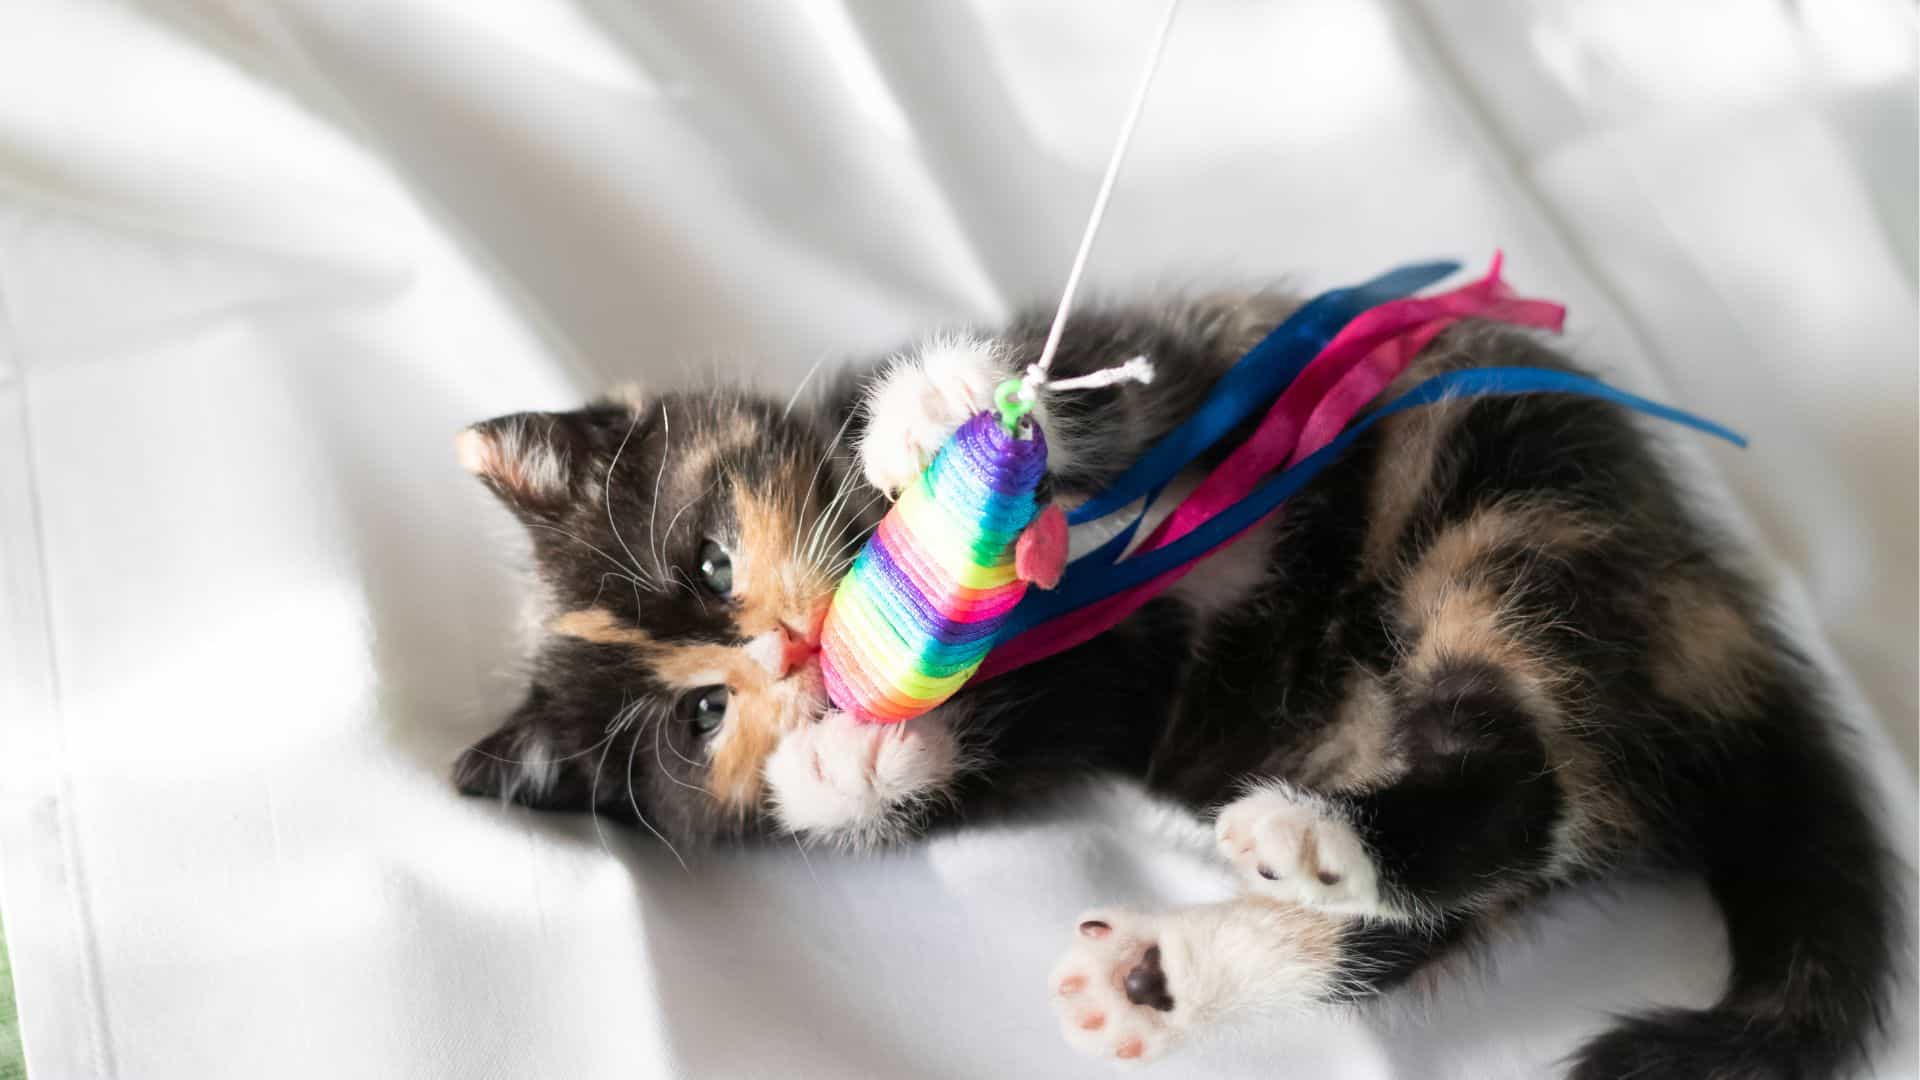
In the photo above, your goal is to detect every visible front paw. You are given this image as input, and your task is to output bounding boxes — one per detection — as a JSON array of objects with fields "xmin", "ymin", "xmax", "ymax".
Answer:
[
  {"xmin": 763, "ymin": 711, "xmax": 956, "ymax": 844},
  {"xmin": 1049, "ymin": 909, "xmax": 1193, "ymax": 1063},
  {"xmin": 859, "ymin": 336, "xmax": 1011, "ymax": 497},
  {"xmin": 1215, "ymin": 784, "xmax": 1383, "ymax": 916}
]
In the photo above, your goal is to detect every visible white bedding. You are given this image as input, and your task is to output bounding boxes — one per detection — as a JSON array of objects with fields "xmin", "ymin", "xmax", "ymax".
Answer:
[{"xmin": 1, "ymin": 1, "xmax": 1913, "ymax": 1077}]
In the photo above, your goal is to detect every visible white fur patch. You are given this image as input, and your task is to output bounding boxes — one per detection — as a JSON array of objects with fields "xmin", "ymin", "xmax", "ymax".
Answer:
[
  {"xmin": 763, "ymin": 710, "xmax": 957, "ymax": 845},
  {"xmin": 743, "ymin": 632, "xmax": 787, "ymax": 677},
  {"xmin": 481, "ymin": 733, "xmax": 559, "ymax": 804},
  {"xmin": 515, "ymin": 738, "xmax": 557, "ymax": 799}
]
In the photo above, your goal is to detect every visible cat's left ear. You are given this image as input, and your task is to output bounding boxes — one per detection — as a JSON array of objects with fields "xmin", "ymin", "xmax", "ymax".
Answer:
[{"xmin": 455, "ymin": 404, "xmax": 632, "ymax": 519}]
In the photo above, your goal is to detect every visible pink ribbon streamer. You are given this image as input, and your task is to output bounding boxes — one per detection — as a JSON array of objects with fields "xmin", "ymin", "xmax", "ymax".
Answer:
[{"xmin": 976, "ymin": 255, "xmax": 1566, "ymax": 680}]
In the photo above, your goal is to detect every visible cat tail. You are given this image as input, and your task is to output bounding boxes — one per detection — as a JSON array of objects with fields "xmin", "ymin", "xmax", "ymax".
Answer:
[{"xmin": 1571, "ymin": 685, "xmax": 1905, "ymax": 1080}]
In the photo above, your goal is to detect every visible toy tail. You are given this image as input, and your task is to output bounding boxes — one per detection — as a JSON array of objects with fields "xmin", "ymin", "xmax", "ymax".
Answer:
[{"xmin": 1571, "ymin": 692, "xmax": 1902, "ymax": 1079}]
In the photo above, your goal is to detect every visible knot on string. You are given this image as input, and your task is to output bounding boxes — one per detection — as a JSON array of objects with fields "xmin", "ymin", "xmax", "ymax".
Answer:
[{"xmin": 997, "ymin": 355, "xmax": 1157, "ymax": 433}]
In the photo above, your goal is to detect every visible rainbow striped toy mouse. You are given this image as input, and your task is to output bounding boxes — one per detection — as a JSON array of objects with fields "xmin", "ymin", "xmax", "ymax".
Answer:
[{"xmin": 818, "ymin": 384, "xmax": 1069, "ymax": 725}]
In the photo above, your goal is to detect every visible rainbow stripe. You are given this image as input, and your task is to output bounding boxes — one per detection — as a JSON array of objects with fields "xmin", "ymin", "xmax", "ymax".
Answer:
[{"xmin": 820, "ymin": 411, "xmax": 1047, "ymax": 723}]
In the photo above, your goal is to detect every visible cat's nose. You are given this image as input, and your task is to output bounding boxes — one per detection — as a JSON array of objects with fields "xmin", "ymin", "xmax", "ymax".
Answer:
[
  {"xmin": 752, "ymin": 622, "xmax": 820, "ymax": 679},
  {"xmin": 776, "ymin": 626, "xmax": 817, "ymax": 678}
]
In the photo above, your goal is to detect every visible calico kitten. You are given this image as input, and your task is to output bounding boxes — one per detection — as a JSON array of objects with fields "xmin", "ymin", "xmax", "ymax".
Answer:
[{"xmin": 451, "ymin": 294, "xmax": 1898, "ymax": 1079}]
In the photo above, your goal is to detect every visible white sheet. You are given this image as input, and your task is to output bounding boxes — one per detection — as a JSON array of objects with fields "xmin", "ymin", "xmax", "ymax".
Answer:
[{"xmin": 1, "ymin": 1, "xmax": 1913, "ymax": 1077}]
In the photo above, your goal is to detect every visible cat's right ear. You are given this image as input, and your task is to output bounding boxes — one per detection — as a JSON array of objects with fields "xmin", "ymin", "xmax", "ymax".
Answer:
[
  {"xmin": 456, "ymin": 409, "xmax": 605, "ymax": 519},
  {"xmin": 451, "ymin": 692, "xmax": 599, "ymax": 813}
]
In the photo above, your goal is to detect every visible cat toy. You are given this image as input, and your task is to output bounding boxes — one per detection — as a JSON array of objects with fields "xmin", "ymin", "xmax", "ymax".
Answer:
[{"xmin": 817, "ymin": 3, "xmax": 1745, "ymax": 725}]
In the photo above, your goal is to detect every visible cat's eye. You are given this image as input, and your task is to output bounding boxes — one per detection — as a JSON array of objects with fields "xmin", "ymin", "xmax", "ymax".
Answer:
[
  {"xmin": 697, "ymin": 539, "xmax": 733, "ymax": 596},
  {"xmin": 681, "ymin": 686, "xmax": 729, "ymax": 737}
]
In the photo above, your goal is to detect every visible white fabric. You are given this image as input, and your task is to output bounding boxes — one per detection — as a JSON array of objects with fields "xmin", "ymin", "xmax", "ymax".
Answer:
[{"xmin": 1, "ymin": 1, "xmax": 1913, "ymax": 1076}]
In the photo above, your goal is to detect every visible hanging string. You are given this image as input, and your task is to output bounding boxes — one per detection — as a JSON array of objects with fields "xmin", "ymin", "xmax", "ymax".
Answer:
[{"xmin": 998, "ymin": 0, "xmax": 1181, "ymax": 431}]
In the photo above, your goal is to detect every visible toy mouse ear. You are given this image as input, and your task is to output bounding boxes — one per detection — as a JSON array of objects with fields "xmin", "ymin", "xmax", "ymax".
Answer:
[
  {"xmin": 1015, "ymin": 504, "xmax": 1069, "ymax": 589},
  {"xmin": 456, "ymin": 409, "xmax": 604, "ymax": 518}
]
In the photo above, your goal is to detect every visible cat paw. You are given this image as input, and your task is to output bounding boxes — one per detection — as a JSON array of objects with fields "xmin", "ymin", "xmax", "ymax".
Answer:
[
  {"xmin": 764, "ymin": 710, "xmax": 955, "ymax": 844},
  {"xmin": 1049, "ymin": 910, "xmax": 1192, "ymax": 1063},
  {"xmin": 1215, "ymin": 785, "xmax": 1383, "ymax": 916},
  {"xmin": 859, "ymin": 336, "xmax": 1013, "ymax": 497}
]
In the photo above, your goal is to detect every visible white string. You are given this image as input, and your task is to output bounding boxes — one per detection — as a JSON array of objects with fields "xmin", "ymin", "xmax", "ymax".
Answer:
[
  {"xmin": 1044, "ymin": 355, "xmax": 1156, "ymax": 393},
  {"xmin": 1020, "ymin": 0, "xmax": 1183, "ymax": 404}
]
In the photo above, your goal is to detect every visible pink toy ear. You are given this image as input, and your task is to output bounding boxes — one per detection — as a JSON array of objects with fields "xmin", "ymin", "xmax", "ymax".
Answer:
[{"xmin": 1015, "ymin": 504, "xmax": 1068, "ymax": 590}]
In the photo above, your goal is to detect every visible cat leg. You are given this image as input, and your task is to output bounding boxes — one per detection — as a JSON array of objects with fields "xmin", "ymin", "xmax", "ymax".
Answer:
[
  {"xmin": 1047, "ymin": 900, "xmax": 1339, "ymax": 1062},
  {"xmin": 761, "ymin": 709, "xmax": 959, "ymax": 847},
  {"xmin": 856, "ymin": 294, "xmax": 1294, "ymax": 500},
  {"xmin": 1218, "ymin": 662, "xmax": 1564, "ymax": 922},
  {"xmin": 1046, "ymin": 899, "xmax": 1444, "ymax": 1062}
]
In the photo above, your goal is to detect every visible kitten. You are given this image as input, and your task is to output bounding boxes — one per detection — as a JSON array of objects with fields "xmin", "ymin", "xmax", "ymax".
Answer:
[{"xmin": 451, "ymin": 294, "xmax": 1898, "ymax": 1078}]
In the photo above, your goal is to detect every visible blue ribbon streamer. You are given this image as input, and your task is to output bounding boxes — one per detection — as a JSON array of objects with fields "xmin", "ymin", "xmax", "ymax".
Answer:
[
  {"xmin": 999, "ymin": 365, "xmax": 1746, "ymax": 639},
  {"xmin": 1065, "ymin": 260, "xmax": 1460, "ymax": 526}
]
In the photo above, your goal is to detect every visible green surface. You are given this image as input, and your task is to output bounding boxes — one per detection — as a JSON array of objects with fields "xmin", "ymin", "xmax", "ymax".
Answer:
[{"xmin": 0, "ymin": 913, "xmax": 22, "ymax": 1080}]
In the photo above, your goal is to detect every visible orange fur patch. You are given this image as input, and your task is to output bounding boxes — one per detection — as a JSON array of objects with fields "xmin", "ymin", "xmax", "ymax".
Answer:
[
  {"xmin": 731, "ymin": 486, "xmax": 803, "ymax": 637},
  {"xmin": 550, "ymin": 607, "xmax": 652, "ymax": 649},
  {"xmin": 1363, "ymin": 398, "xmax": 1465, "ymax": 576},
  {"xmin": 1296, "ymin": 671, "xmax": 1404, "ymax": 793},
  {"xmin": 1650, "ymin": 578, "xmax": 1765, "ymax": 716},
  {"xmin": 1362, "ymin": 347, "xmax": 1473, "ymax": 577}
]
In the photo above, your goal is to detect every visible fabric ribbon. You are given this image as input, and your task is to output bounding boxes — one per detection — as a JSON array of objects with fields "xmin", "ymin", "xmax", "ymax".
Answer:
[{"xmin": 975, "ymin": 256, "xmax": 1744, "ymax": 679}]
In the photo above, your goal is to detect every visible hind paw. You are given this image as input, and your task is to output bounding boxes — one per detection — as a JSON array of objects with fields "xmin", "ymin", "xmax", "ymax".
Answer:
[
  {"xmin": 1049, "ymin": 910, "xmax": 1192, "ymax": 1063},
  {"xmin": 1216, "ymin": 785, "xmax": 1383, "ymax": 916}
]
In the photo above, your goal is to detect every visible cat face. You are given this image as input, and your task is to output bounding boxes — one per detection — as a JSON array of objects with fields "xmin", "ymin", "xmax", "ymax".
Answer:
[{"xmin": 452, "ymin": 388, "xmax": 878, "ymax": 844}]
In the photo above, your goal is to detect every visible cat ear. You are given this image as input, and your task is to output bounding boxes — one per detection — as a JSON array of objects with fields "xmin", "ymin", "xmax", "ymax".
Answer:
[
  {"xmin": 452, "ymin": 696, "xmax": 599, "ymax": 812},
  {"xmin": 456, "ymin": 408, "xmax": 622, "ymax": 518}
]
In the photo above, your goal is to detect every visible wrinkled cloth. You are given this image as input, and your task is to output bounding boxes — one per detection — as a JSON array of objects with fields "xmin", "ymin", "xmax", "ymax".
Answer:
[{"xmin": 0, "ymin": 1, "xmax": 1912, "ymax": 1077}]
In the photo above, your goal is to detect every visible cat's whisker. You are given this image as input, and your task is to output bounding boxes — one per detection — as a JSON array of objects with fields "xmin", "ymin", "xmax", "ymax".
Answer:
[
  {"xmin": 791, "ymin": 830, "xmax": 822, "ymax": 888},
  {"xmin": 783, "ymin": 354, "xmax": 829, "ymax": 421},
  {"xmin": 833, "ymin": 491, "xmax": 885, "ymax": 543},
  {"xmin": 647, "ymin": 404, "xmax": 673, "ymax": 576},
  {"xmin": 523, "ymin": 523, "xmax": 652, "ymax": 591},
  {"xmin": 651, "ymin": 712, "xmax": 709, "ymax": 794},
  {"xmin": 623, "ymin": 718, "xmax": 690, "ymax": 872},
  {"xmin": 662, "ymin": 476, "xmax": 721, "ymax": 567},
  {"xmin": 804, "ymin": 470, "xmax": 861, "ymax": 565},
  {"xmin": 798, "ymin": 480, "xmax": 840, "ymax": 568},
  {"xmin": 588, "ymin": 571, "xmax": 631, "ymax": 610},
  {"xmin": 786, "ymin": 447, "xmax": 823, "ymax": 569},
  {"xmin": 607, "ymin": 697, "xmax": 646, "ymax": 736},
  {"xmin": 798, "ymin": 405, "xmax": 862, "ymax": 555},
  {"xmin": 667, "ymin": 566, "xmax": 707, "ymax": 609},
  {"xmin": 813, "ymin": 490, "xmax": 883, "ymax": 570},
  {"xmin": 586, "ymin": 715, "xmax": 624, "ymax": 860},
  {"xmin": 798, "ymin": 449, "xmax": 860, "ymax": 564},
  {"xmin": 603, "ymin": 408, "xmax": 657, "ymax": 588},
  {"xmin": 659, "ymin": 721, "xmax": 706, "ymax": 770},
  {"xmin": 806, "ymin": 460, "xmax": 878, "ymax": 568},
  {"xmin": 462, "ymin": 726, "xmax": 620, "ymax": 770}
]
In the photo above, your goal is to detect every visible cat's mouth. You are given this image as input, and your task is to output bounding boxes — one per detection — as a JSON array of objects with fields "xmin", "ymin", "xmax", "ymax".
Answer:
[{"xmin": 789, "ymin": 655, "xmax": 829, "ymax": 721}]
